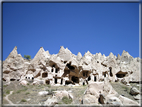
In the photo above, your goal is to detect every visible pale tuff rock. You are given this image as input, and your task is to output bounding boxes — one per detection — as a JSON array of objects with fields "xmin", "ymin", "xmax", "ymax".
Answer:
[
  {"xmin": 76, "ymin": 52, "xmax": 82, "ymax": 61},
  {"xmin": 82, "ymin": 80, "xmax": 139, "ymax": 106},
  {"xmin": 57, "ymin": 46, "xmax": 72, "ymax": 61},
  {"xmin": 2, "ymin": 46, "xmax": 141, "ymax": 105},
  {"xmin": 3, "ymin": 46, "xmax": 141, "ymax": 86},
  {"xmin": 38, "ymin": 91, "xmax": 49, "ymax": 97}
]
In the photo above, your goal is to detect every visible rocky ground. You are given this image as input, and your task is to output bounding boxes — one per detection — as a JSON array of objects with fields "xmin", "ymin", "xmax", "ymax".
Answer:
[
  {"xmin": 2, "ymin": 81, "xmax": 141, "ymax": 106},
  {"xmin": 3, "ymin": 81, "xmax": 87, "ymax": 105}
]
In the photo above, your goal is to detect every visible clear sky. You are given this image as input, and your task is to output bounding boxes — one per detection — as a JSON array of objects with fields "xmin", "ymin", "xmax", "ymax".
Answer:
[{"xmin": 3, "ymin": 2, "xmax": 139, "ymax": 61}]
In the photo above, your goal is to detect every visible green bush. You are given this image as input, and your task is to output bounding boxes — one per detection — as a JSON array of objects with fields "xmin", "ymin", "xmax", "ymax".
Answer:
[
  {"xmin": 21, "ymin": 99, "xmax": 27, "ymax": 102},
  {"xmin": 3, "ymin": 85, "xmax": 7, "ymax": 87},
  {"xmin": 16, "ymin": 90, "xmax": 21, "ymax": 93},
  {"xmin": 47, "ymin": 85, "xmax": 51, "ymax": 88},
  {"xmin": 6, "ymin": 90, "xmax": 10, "ymax": 94},
  {"xmin": 25, "ymin": 92, "xmax": 30, "ymax": 95},
  {"xmin": 24, "ymin": 55, "xmax": 31, "ymax": 60},
  {"xmin": 62, "ymin": 96, "xmax": 72, "ymax": 104}
]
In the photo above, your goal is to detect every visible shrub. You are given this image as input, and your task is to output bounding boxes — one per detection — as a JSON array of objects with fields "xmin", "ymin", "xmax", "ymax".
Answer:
[
  {"xmin": 24, "ymin": 55, "xmax": 31, "ymax": 60},
  {"xmin": 16, "ymin": 90, "xmax": 21, "ymax": 93},
  {"xmin": 25, "ymin": 92, "xmax": 30, "ymax": 95},
  {"xmin": 3, "ymin": 85, "xmax": 7, "ymax": 87},
  {"xmin": 62, "ymin": 96, "xmax": 72, "ymax": 104},
  {"xmin": 21, "ymin": 99, "xmax": 27, "ymax": 102},
  {"xmin": 6, "ymin": 90, "xmax": 10, "ymax": 94},
  {"xmin": 47, "ymin": 85, "xmax": 51, "ymax": 88}
]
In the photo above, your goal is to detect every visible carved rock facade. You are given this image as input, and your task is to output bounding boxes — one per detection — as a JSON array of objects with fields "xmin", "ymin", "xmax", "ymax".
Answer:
[{"xmin": 2, "ymin": 46, "xmax": 141, "ymax": 86}]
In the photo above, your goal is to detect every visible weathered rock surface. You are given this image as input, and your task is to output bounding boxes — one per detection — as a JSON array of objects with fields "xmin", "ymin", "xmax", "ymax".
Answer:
[
  {"xmin": 2, "ymin": 46, "xmax": 141, "ymax": 86},
  {"xmin": 82, "ymin": 79, "xmax": 139, "ymax": 106},
  {"xmin": 130, "ymin": 87, "xmax": 140, "ymax": 95},
  {"xmin": 2, "ymin": 46, "xmax": 141, "ymax": 105}
]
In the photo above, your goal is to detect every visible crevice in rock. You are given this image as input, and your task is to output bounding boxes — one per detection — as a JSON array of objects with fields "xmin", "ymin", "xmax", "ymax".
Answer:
[
  {"xmin": 34, "ymin": 72, "xmax": 41, "ymax": 78},
  {"xmin": 98, "ymin": 94, "xmax": 105, "ymax": 104}
]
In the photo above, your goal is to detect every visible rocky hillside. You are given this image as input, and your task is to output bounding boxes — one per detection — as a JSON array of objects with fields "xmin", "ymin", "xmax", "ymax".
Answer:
[{"xmin": 2, "ymin": 46, "xmax": 141, "ymax": 106}]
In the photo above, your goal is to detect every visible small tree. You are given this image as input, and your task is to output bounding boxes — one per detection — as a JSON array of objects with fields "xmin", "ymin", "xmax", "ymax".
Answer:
[{"xmin": 24, "ymin": 55, "xmax": 31, "ymax": 60}]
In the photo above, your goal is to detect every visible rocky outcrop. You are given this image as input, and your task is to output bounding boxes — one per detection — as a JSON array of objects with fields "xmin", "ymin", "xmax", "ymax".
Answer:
[
  {"xmin": 82, "ymin": 79, "xmax": 139, "ymax": 106},
  {"xmin": 2, "ymin": 46, "xmax": 141, "ymax": 87}
]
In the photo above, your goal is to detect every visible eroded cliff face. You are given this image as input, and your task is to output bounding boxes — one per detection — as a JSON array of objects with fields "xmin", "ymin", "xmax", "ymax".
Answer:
[{"xmin": 2, "ymin": 46, "xmax": 141, "ymax": 86}]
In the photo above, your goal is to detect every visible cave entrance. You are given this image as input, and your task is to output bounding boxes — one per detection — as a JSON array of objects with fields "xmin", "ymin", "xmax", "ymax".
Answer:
[
  {"xmin": 51, "ymin": 68, "xmax": 53, "ymax": 72},
  {"xmin": 94, "ymin": 76, "xmax": 96, "ymax": 81},
  {"xmin": 116, "ymin": 71, "xmax": 127, "ymax": 78},
  {"xmin": 66, "ymin": 63, "xmax": 75, "ymax": 70},
  {"xmin": 10, "ymin": 79, "xmax": 16, "ymax": 81},
  {"xmin": 42, "ymin": 72, "xmax": 48, "ymax": 78},
  {"xmin": 109, "ymin": 67, "xmax": 113, "ymax": 77},
  {"xmin": 103, "ymin": 72, "xmax": 107, "ymax": 77},
  {"xmin": 55, "ymin": 68, "xmax": 59, "ymax": 73},
  {"xmin": 71, "ymin": 76, "xmax": 79, "ymax": 83},
  {"xmin": 54, "ymin": 78, "xmax": 57, "ymax": 84},
  {"xmin": 61, "ymin": 79, "xmax": 63, "ymax": 84},
  {"xmin": 83, "ymin": 82, "xmax": 85, "ymax": 85},
  {"xmin": 88, "ymin": 76, "xmax": 91, "ymax": 81},
  {"xmin": 82, "ymin": 71, "xmax": 88, "ymax": 77},
  {"xmin": 65, "ymin": 80, "xmax": 72, "ymax": 85},
  {"xmin": 45, "ymin": 80, "xmax": 50, "ymax": 85}
]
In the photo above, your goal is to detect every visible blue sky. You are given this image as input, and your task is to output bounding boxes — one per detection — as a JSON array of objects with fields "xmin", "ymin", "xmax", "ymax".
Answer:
[{"xmin": 3, "ymin": 3, "xmax": 139, "ymax": 60}]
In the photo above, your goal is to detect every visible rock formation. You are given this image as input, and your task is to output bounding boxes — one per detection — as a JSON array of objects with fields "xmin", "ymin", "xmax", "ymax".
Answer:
[
  {"xmin": 2, "ymin": 46, "xmax": 141, "ymax": 106},
  {"xmin": 2, "ymin": 46, "xmax": 141, "ymax": 86}
]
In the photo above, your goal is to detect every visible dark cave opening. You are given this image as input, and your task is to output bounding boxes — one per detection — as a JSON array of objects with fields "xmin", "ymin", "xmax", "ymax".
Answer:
[
  {"xmin": 116, "ymin": 71, "xmax": 127, "ymax": 78},
  {"xmin": 45, "ymin": 80, "xmax": 50, "ymax": 85},
  {"xmin": 42, "ymin": 72, "xmax": 48, "ymax": 78},
  {"xmin": 94, "ymin": 76, "xmax": 96, "ymax": 81},
  {"xmin": 10, "ymin": 79, "xmax": 16, "ymax": 81},
  {"xmin": 66, "ymin": 63, "xmax": 75, "ymax": 70},
  {"xmin": 61, "ymin": 79, "xmax": 63, "ymax": 84},
  {"xmin": 55, "ymin": 68, "xmax": 59, "ymax": 73},
  {"xmin": 51, "ymin": 68, "xmax": 53, "ymax": 72},
  {"xmin": 72, "ymin": 76, "xmax": 79, "ymax": 83},
  {"xmin": 103, "ymin": 72, "xmax": 106, "ymax": 77},
  {"xmin": 88, "ymin": 76, "xmax": 91, "ymax": 81},
  {"xmin": 83, "ymin": 82, "xmax": 85, "ymax": 85},
  {"xmin": 109, "ymin": 67, "xmax": 113, "ymax": 77},
  {"xmin": 55, "ymin": 78, "xmax": 57, "ymax": 84},
  {"xmin": 82, "ymin": 71, "xmax": 88, "ymax": 77},
  {"xmin": 65, "ymin": 80, "xmax": 72, "ymax": 85}
]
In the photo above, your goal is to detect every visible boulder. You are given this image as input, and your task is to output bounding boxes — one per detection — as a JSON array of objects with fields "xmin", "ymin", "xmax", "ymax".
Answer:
[
  {"xmin": 133, "ymin": 94, "xmax": 140, "ymax": 100},
  {"xmin": 19, "ymin": 80, "xmax": 28, "ymax": 86},
  {"xmin": 119, "ymin": 95, "xmax": 139, "ymax": 106},
  {"xmin": 130, "ymin": 87, "xmax": 140, "ymax": 95},
  {"xmin": 38, "ymin": 91, "xmax": 49, "ymax": 97},
  {"xmin": 44, "ymin": 96, "xmax": 58, "ymax": 105}
]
